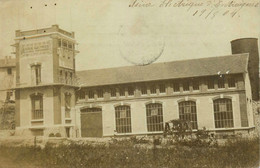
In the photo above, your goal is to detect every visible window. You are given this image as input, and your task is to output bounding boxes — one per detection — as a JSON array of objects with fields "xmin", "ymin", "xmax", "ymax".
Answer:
[
  {"xmin": 207, "ymin": 78, "xmax": 215, "ymax": 89},
  {"xmin": 68, "ymin": 42, "xmax": 73, "ymax": 49},
  {"xmin": 97, "ymin": 89, "xmax": 103, "ymax": 98},
  {"xmin": 88, "ymin": 90, "xmax": 94, "ymax": 99},
  {"xmin": 183, "ymin": 81, "xmax": 190, "ymax": 91},
  {"xmin": 78, "ymin": 91, "xmax": 86, "ymax": 100},
  {"xmin": 173, "ymin": 82, "xmax": 180, "ymax": 92},
  {"xmin": 31, "ymin": 65, "xmax": 41, "ymax": 85},
  {"xmin": 192, "ymin": 80, "xmax": 199, "ymax": 91},
  {"xmin": 110, "ymin": 88, "xmax": 116, "ymax": 97},
  {"xmin": 62, "ymin": 40, "xmax": 67, "ymax": 48},
  {"xmin": 141, "ymin": 85, "xmax": 147, "ymax": 95},
  {"xmin": 218, "ymin": 78, "xmax": 225, "ymax": 89},
  {"xmin": 58, "ymin": 39, "xmax": 62, "ymax": 47},
  {"xmin": 65, "ymin": 93, "xmax": 71, "ymax": 118},
  {"xmin": 228, "ymin": 78, "xmax": 236, "ymax": 88},
  {"xmin": 31, "ymin": 94, "xmax": 43, "ymax": 120},
  {"xmin": 213, "ymin": 98, "xmax": 234, "ymax": 128},
  {"xmin": 159, "ymin": 84, "xmax": 166, "ymax": 93},
  {"xmin": 7, "ymin": 68, "xmax": 12, "ymax": 75},
  {"xmin": 115, "ymin": 105, "xmax": 132, "ymax": 133},
  {"xmin": 128, "ymin": 86, "xmax": 134, "ymax": 96},
  {"xmin": 81, "ymin": 107, "xmax": 102, "ymax": 113},
  {"xmin": 178, "ymin": 101, "xmax": 198, "ymax": 129},
  {"xmin": 150, "ymin": 85, "xmax": 157, "ymax": 94},
  {"xmin": 146, "ymin": 103, "xmax": 163, "ymax": 132},
  {"xmin": 119, "ymin": 88, "xmax": 125, "ymax": 97}
]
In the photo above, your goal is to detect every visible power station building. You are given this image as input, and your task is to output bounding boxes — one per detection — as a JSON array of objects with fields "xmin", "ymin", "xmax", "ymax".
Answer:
[{"xmin": 11, "ymin": 25, "xmax": 259, "ymax": 138}]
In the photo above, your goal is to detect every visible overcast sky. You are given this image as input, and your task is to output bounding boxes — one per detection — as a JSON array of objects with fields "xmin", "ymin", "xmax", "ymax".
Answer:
[{"xmin": 0, "ymin": 0, "xmax": 259, "ymax": 71}]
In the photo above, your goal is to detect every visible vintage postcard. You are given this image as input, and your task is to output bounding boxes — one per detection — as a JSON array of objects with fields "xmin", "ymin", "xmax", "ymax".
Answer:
[{"xmin": 0, "ymin": 0, "xmax": 259, "ymax": 167}]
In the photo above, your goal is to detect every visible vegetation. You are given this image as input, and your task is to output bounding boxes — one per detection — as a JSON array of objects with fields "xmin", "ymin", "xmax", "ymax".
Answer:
[{"xmin": 0, "ymin": 137, "xmax": 258, "ymax": 168}]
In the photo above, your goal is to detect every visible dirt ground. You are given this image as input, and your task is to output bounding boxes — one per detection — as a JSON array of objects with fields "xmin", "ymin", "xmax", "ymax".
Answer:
[{"xmin": 0, "ymin": 155, "xmax": 38, "ymax": 168}]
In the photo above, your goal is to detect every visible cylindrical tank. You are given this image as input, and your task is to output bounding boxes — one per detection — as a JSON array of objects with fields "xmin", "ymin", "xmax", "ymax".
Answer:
[{"xmin": 231, "ymin": 38, "xmax": 259, "ymax": 101}]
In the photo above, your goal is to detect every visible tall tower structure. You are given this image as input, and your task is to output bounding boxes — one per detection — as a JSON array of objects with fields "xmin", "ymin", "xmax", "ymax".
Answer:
[
  {"xmin": 231, "ymin": 38, "xmax": 259, "ymax": 101},
  {"xmin": 14, "ymin": 25, "xmax": 78, "ymax": 137}
]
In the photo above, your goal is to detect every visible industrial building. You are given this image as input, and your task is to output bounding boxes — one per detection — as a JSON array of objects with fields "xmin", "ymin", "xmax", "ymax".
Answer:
[{"xmin": 7, "ymin": 25, "xmax": 260, "ymax": 138}]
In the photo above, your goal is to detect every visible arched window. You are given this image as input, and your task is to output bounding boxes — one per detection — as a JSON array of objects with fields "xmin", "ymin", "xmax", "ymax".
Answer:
[
  {"xmin": 178, "ymin": 101, "xmax": 198, "ymax": 129},
  {"xmin": 30, "ymin": 93, "xmax": 43, "ymax": 119},
  {"xmin": 213, "ymin": 98, "xmax": 234, "ymax": 128},
  {"xmin": 115, "ymin": 105, "xmax": 131, "ymax": 133},
  {"xmin": 146, "ymin": 103, "xmax": 163, "ymax": 132}
]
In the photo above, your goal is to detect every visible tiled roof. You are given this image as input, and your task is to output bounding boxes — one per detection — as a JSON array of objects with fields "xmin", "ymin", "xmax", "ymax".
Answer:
[
  {"xmin": 76, "ymin": 54, "xmax": 249, "ymax": 87},
  {"xmin": 0, "ymin": 58, "xmax": 16, "ymax": 68}
]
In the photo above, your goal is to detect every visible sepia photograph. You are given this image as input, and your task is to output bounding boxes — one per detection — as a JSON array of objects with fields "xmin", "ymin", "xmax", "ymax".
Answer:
[{"xmin": 0, "ymin": 0, "xmax": 259, "ymax": 167}]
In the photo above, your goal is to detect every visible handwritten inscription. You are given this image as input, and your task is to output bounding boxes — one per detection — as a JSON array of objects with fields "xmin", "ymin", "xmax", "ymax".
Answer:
[
  {"xmin": 20, "ymin": 40, "xmax": 52, "ymax": 57},
  {"xmin": 129, "ymin": 0, "xmax": 259, "ymax": 18}
]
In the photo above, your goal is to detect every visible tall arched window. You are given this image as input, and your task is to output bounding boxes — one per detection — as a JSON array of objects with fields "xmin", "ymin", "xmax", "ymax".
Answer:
[
  {"xmin": 115, "ymin": 105, "xmax": 132, "ymax": 133},
  {"xmin": 178, "ymin": 101, "xmax": 198, "ymax": 129},
  {"xmin": 30, "ymin": 93, "xmax": 43, "ymax": 119},
  {"xmin": 213, "ymin": 98, "xmax": 234, "ymax": 128},
  {"xmin": 146, "ymin": 103, "xmax": 163, "ymax": 132}
]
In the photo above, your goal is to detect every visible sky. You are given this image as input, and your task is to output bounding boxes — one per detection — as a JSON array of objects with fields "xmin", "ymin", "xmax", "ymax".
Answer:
[{"xmin": 0, "ymin": 0, "xmax": 259, "ymax": 71}]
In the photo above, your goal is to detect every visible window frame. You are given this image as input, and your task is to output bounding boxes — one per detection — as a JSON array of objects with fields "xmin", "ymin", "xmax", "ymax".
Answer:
[
  {"xmin": 115, "ymin": 105, "xmax": 132, "ymax": 133},
  {"xmin": 173, "ymin": 82, "xmax": 180, "ymax": 92},
  {"xmin": 159, "ymin": 84, "xmax": 166, "ymax": 94},
  {"xmin": 213, "ymin": 98, "xmax": 234, "ymax": 128},
  {"xmin": 146, "ymin": 103, "xmax": 164, "ymax": 132},
  {"xmin": 150, "ymin": 85, "xmax": 157, "ymax": 95},
  {"xmin": 31, "ymin": 93, "xmax": 43, "ymax": 120},
  {"xmin": 178, "ymin": 101, "xmax": 198, "ymax": 129},
  {"xmin": 141, "ymin": 85, "xmax": 147, "ymax": 95}
]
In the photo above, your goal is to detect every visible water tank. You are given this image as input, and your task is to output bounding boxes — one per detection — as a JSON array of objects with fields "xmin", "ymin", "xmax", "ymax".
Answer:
[{"xmin": 231, "ymin": 38, "xmax": 259, "ymax": 101}]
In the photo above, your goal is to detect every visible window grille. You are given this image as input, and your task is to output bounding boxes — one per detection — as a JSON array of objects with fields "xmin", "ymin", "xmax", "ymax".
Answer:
[
  {"xmin": 110, "ymin": 88, "xmax": 116, "ymax": 97},
  {"xmin": 88, "ymin": 90, "xmax": 94, "ymax": 99},
  {"xmin": 31, "ymin": 94, "xmax": 43, "ymax": 119},
  {"xmin": 115, "ymin": 105, "xmax": 132, "ymax": 133},
  {"xmin": 173, "ymin": 82, "xmax": 180, "ymax": 92},
  {"xmin": 146, "ymin": 103, "xmax": 163, "ymax": 132},
  {"xmin": 97, "ymin": 89, "xmax": 103, "ymax": 98},
  {"xmin": 183, "ymin": 81, "xmax": 190, "ymax": 91},
  {"xmin": 178, "ymin": 101, "xmax": 198, "ymax": 129},
  {"xmin": 228, "ymin": 78, "xmax": 235, "ymax": 88},
  {"xmin": 218, "ymin": 78, "xmax": 225, "ymax": 88},
  {"xmin": 213, "ymin": 98, "xmax": 234, "ymax": 128},
  {"xmin": 159, "ymin": 84, "xmax": 166, "ymax": 93},
  {"xmin": 128, "ymin": 86, "xmax": 134, "ymax": 96},
  {"xmin": 193, "ymin": 80, "xmax": 199, "ymax": 90},
  {"xmin": 150, "ymin": 85, "xmax": 157, "ymax": 94},
  {"xmin": 141, "ymin": 85, "xmax": 147, "ymax": 95}
]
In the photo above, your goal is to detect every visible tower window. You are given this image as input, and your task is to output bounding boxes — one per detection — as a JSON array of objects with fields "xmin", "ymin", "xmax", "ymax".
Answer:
[
  {"xmin": 192, "ymin": 80, "xmax": 199, "ymax": 91},
  {"xmin": 88, "ymin": 90, "xmax": 94, "ymax": 99},
  {"xmin": 31, "ymin": 93, "xmax": 43, "ymax": 120},
  {"xmin": 97, "ymin": 89, "xmax": 103, "ymax": 98},
  {"xmin": 31, "ymin": 65, "xmax": 41, "ymax": 85},
  {"xmin": 218, "ymin": 78, "xmax": 225, "ymax": 89},
  {"xmin": 207, "ymin": 77, "xmax": 215, "ymax": 89},
  {"xmin": 119, "ymin": 88, "xmax": 125, "ymax": 97},
  {"xmin": 7, "ymin": 68, "xmax": 12, "ymax": 75}
]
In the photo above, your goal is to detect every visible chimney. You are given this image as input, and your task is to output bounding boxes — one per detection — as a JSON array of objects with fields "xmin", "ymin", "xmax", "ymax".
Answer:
[{"xmin": 231, "ymin": 38, "xmax": 259, "ymax": 101}]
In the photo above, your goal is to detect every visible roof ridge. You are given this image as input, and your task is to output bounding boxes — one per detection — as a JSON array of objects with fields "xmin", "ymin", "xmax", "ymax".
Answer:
[{"xmin": 76, "ymin": 53, "xmax": 248, "ymax": 73}]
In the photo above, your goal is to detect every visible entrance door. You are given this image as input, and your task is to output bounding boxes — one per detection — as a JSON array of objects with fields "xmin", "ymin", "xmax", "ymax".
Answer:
[{"xmin": 81, "ymin": 108, "xmax": 103, "ymax": 137}]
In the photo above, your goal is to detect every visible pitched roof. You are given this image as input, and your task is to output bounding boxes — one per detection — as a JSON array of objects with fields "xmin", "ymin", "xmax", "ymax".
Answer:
[
  {"xmin": 76, "ymin": 54, "xmax": 249, "ymax": 87},
  {"xmin": 0, "ymin": 58, "xmax": 16, "ymax": 68}
]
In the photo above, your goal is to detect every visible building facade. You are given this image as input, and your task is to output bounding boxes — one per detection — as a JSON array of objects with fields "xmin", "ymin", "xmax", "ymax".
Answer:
[
  {"xmin": 0, "ymin": 56, "xmax": 16, "ymax": 105},
  {"xmin": 12, "ymin": 25, "xmax": 259, "ymax": 138}
]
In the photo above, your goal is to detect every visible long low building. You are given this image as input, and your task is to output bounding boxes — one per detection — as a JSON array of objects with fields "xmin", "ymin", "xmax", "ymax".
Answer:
[{"xmin": 12, "ymin": 25, "xmax": 259, "ymax": 138}]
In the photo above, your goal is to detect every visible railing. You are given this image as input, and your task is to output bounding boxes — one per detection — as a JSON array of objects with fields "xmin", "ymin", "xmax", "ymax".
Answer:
[{"xmin": 32, "ymin": 110, "xmax": 43, "ymax": 120}]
